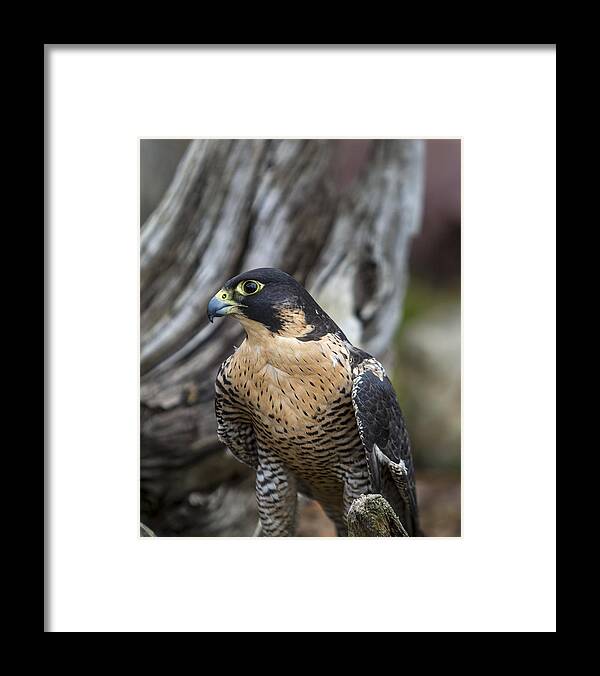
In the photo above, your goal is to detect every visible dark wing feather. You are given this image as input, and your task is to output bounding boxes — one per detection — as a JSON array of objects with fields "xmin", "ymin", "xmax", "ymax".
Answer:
[
  {"xmin": 350, "ymin": 359, "xmax": 421, "ymax": 536},
  {"xmin": 214, "ymin": 357, "xmax": 258, "ymax": 469}
]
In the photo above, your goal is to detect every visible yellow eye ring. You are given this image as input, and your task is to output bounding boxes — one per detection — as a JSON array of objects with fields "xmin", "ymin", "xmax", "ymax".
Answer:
[{"xmin": 236, "ymin": 280, "xmax": 263, "ymax": 296}]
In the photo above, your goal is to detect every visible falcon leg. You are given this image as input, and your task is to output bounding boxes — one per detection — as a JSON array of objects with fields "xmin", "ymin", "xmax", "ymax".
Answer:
[
  {"xmin": 255, "ymin": 457, "xmax": 298, "ymax": 536},
  {"xmin": 342, "ymin": 469, "xmax": 372, "ymax": 534}
]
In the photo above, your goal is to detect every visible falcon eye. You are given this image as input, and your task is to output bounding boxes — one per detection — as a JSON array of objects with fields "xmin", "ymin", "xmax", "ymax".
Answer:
[{"xmin": 236, "ymin": 279, "xmax": 263, "ymax": 296}]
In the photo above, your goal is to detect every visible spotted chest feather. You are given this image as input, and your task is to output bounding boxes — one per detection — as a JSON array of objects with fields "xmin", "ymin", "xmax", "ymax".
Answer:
[{"xmin": 216, "ymin": 331, "xmax": 366, "ymax": 501}]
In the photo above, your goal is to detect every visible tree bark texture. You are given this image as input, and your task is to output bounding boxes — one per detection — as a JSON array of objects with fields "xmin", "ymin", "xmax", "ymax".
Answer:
[
  {"xmin": 347, "ymin": 494, "xmax": 409, "ymax": 537},
  {"xmin": 140, "ymin": 139, "xmax": 425, "ymax": 536}
]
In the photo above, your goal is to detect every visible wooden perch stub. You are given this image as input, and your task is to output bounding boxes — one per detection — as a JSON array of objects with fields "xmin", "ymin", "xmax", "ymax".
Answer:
[{"xmin": 347, "ymin": 494, "xmax": 409, "ymax": 537}]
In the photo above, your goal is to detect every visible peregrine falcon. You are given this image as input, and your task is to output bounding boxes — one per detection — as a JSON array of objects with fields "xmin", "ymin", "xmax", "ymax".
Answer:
[{"xmin": 207, "ymin": 268, "xmax": 421, "ymax": 536}]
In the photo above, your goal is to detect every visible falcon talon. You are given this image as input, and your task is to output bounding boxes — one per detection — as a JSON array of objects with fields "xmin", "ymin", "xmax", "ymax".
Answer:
[{"xmin": 209, "ymin": 267, "xmax": 421, "ymax": 537}]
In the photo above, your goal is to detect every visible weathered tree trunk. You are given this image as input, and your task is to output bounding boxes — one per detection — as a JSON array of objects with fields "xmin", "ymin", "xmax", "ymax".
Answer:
[{"xmin": 140, "ymin": 139, "xmax": 425, "ymax": 536}]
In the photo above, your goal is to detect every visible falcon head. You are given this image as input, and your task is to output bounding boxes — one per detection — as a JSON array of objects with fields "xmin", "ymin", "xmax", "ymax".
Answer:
[{"xmin": 207, "ymin": 267, "xmax": 344, "ymax": 340}]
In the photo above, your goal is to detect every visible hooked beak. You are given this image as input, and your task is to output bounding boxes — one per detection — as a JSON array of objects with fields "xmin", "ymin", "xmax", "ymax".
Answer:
[{"xmin": 207, "ymin": 295, "xmax": 240, "ymax": 323}]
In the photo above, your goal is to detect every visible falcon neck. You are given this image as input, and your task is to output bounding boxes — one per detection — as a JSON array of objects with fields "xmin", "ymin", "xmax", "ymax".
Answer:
[{"xmin": 236, "ymin": 316, "xmax": 350, "ymax": 378}]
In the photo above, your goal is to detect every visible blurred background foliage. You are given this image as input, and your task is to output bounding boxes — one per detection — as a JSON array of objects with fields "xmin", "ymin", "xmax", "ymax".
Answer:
[{"xmin": 395, "ymin": 140, "xmax": 461, "ymax": 536}]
